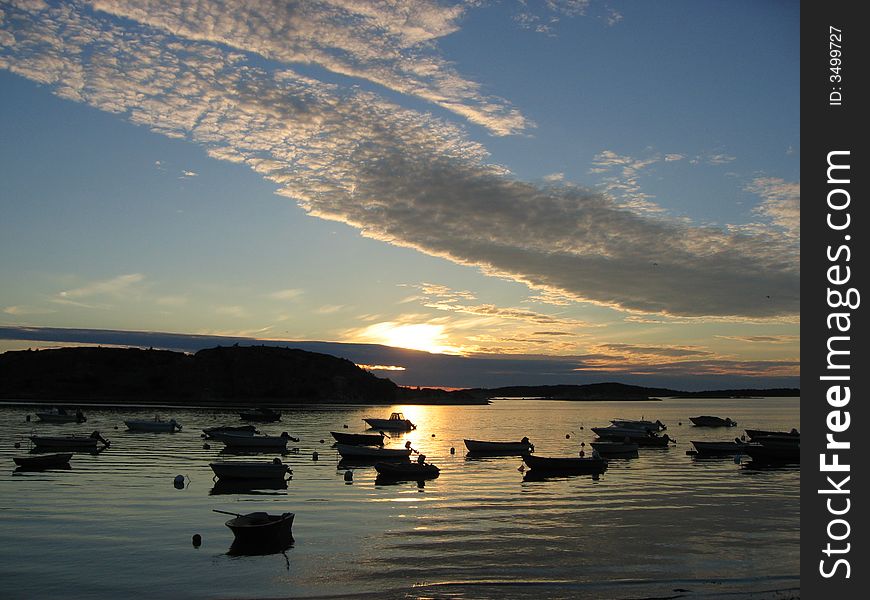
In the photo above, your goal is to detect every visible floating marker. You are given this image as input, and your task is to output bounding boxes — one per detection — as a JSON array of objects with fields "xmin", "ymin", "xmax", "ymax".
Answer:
[
  {"xmin": 344, "ymin": 470, "xmax": 353, "ymax": 482},
  {"xmin": 203, "ymin": 443, "xmax": 210, "ymax": 450},
  {"xmin": 14, "ymin": 442, "xmax": 21, "ymax": 449},
  {"xmin": 192, "ymin": 534, "xmax": 202, "ymax": 548},
  {"xmin": 173, "ymin": 475, "xmax": 185, "ymax": 489},
  {"xmin": 450, "ymin": 447, "xmax": 455, "ymax": 455},
  {"xmin": 312, "ymin": 451, "xmax": 319, "ymax": 461}
]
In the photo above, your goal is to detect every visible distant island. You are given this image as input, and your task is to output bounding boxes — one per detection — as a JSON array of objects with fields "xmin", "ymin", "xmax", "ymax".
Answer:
[{"xmin": 0, "ymin": 346, "xmax": 798, "ymax": 406}]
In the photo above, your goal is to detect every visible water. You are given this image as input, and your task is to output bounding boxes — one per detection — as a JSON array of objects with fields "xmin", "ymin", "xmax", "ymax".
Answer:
[{"xmin": 0, "ymin": 398, "xmax": 799, "ymax": 599}]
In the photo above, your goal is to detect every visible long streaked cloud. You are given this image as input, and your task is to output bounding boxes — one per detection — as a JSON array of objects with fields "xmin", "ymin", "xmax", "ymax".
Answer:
[
  {"xmin": 0, "ymin": 1, "xmax": 798, "ymax": 319},
  {"xmin": 745, "ymin": 177, "xmax": 800, "ymax": 238}
]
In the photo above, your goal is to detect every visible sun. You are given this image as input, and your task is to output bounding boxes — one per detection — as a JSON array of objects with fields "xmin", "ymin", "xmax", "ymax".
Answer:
[{"xmin": 357, "ymin": 322, "xmax": 462, "ymax": 354}]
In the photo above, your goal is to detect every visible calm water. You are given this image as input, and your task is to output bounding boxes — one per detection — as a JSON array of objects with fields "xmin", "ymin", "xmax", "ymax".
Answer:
[{"xmin": 0, "ymin": 398, "xmax": 799, "ymax": 599}]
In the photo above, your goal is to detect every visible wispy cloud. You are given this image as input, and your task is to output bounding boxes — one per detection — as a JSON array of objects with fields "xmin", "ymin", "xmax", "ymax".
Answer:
[
  {"xmin": 0, "ymin": 2, "xmax": 799, "ymax": 320},
  {"xmin": 268, "ymin": 289, "xmax": 304, "ymax": 301},
  {"xmin": 58, "ymin": 273, "xmax": 146, "ymax": 299},
  {"xmin": 745, "ymin": 177, "xmax": 800, "ymax": 238},
  {"xmin": 3, "ymin": 305, "xmax": 56, "ymax": 316}
]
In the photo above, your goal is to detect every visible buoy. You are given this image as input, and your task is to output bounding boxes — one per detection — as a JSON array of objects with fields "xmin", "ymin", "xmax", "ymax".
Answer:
[
  {"xmin": 25, "ymin": 415, "xmax": 31, "ymax": 422},
  {"xmin": 114, "ymin": 425, "xmax": 118, "ymax": 429},
  {"xmin": 581, "ymin": 442, "xmax": 585, "ymax": 447},
  {"xmin": 319, "ymin": 439, "xmax": 324, "ymax": 444},
  {"xmin": 203, "ymin": 443, "xmax": 210, "ymax": 450},
  {"xmin": 173, "ymin": 475, "xmax": 185, "ymax": 489},
  {"xmin": 344, "ymin": 470, "xmax": 353, "ymax": 482},
  {"xmin": 192, "ymin": 534, "xmax": 202, "ymax": 548},
  {"xmin": 312, "ymin": 451, "xmax": 319, "ymax": 461},
  {"xmin": 579, "ymin": 450, "xmax": 585, "ymax": 457},
  {"xmin": 678, "ymin": 421, "xmax": 682, "ymax": 426},
  {"xmin": 14, "ymin": 442, "xmax": 21, "ymax": 449},
  {"xmin": 450, "ymin": 447, "xmax": 455, "ymax": 455},
  {"xmin": 579, "ymin": 426, "xmax": 584, "ymax": 430},
  {"xmin": 431, "ymin": 434, "xmax": 435, "ymax": 437},
  {"xmin": 343, "ymin": 424, "xmax": 348, "ymax": 429},
  {"xmin": 565, "ymin": 434, "xmax": 570, "ymax": 439}
]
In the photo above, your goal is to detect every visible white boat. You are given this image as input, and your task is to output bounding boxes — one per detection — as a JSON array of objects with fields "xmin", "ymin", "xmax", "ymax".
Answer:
[
  {"xmin": 124, "ymin": 417, "xmax": 182, "ymax": 432},
  {"xmin": 335, "ymin": 443, "xmax": 412, "ymax": 459},
  {"xmin": 362, "ymin": 412, "xmax": 416, "ymax": 431},
  {"xmin": 35, "ymin": 408, "xmax": 86, "ymax": 423},
  {"xmin": 210, "ymin": 459, "xmax": 292, "ymax": 480},
  {"xmin": 211, "ymin": 431, "xmax": 296, "ymax": 450},
  {"xmin": 610, "ymin": 419, "xmax": 666, "ymax": 431}
]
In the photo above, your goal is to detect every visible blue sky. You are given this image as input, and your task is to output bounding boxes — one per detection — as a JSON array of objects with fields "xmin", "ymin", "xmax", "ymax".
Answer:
[{"xmin": 0, "ymin": 1, "xmax": 799, "ymax": 389}]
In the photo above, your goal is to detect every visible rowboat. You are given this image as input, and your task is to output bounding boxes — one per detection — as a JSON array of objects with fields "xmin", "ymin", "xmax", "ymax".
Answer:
[
  {"xmin": 689, "ymin": 416, "xmax": 737, "ymax": 427},
  {"xmin": 592, "ymin": 427, "xmax": 676, "ymax": 446},
  {"xmin": 124, "ymin": 417, "xmax": 182, "ymax": 432},
  {"xmin": 13, "ymin": 453, "xmax": 73, "ymax": 470},
  {"xmin": 610, "ymin": 419, "xmax": 666, "ymax": 431},
  {"xmin": 29, "ymin": 431, "xmax": 110, "ymax": 450},
  {"xmin": 239, "ymin": 408, "xmax": 281, "ymax": 422},
  {"xmin": 211, "ymin": 432, "xmax": 296, "ymax": 450},
  {"xmin": 464, "ymin": 438, "xmax": 534, "ymax": 455},
  {"xmin": 35, "ymin": 408, "xmax": 86, "ymax": 423},
  {"xmin": 210, "ymin": 459, "xmax": 292, "ymax": 480},
  {"xmin": 362, "ymin": 412, "xmax": 416, "ymax": 431},
  {"xmin": 330, "ymin": 431, "xmax": 385, "ymax": 446},
  {"xmin": 522, "ymin": 454, "xmax": 608, "ymax": 475},
  {"xmin": 690, "ymin": 440, "xmax": 748, "ymax": 455},
  {"xmin": 374, "ymin": 461, "xmax": 440, "ymax": 480},
  {"xmin": 218, "ymin": 510, "xmax": 295, "ymax": 547},
  {"xmin": 203, "ymin": 425, "xmax": 259, "ymax": 438},
  {"xmin": 745, "ymin": 428, "xmax": 799, "ymax": 440},
  {"xmin": 335, "ymin": 443, "xmax": 412, "ymax": 460},
  {"xmin": 590, "ymin": 440, "xmax": 639, "ymax": 457}
]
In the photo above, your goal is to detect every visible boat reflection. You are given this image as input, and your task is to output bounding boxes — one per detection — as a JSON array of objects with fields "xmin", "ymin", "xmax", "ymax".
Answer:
[
  {"xmin": 227, "ymin": 538, "xmax": 294, "ymax": 557},
  {"xmin": 209, "ymin": 478, "xmax": 289, "ymax": 496},
  {"xmin": 522, "ymin": 470, "xmax": 602, "ymax": 482}
]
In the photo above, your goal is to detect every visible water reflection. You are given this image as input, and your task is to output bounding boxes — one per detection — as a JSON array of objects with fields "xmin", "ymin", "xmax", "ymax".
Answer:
[{"xmin": 209, "ymin": 479, "xmax": 289, "ymax": 495}]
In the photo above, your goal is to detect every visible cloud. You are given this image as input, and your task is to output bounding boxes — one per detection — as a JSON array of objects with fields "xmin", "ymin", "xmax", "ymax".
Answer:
[
  {"xmin": 0, "ymin": 2, "xmax": 799, "ymax": 319},
  {"xmin": 3, "ymin": 305, "xmax": 56, "ymax": 316},
  {"xmin": 715, "ymin": 334, "xmax": 799, "ymax": 344},
  {"xmin": 181, "ymin": 170, "xmax": 197, "ymax": 177},
  {"xmin": 268, "ymin": 288, "xmax": 304, "ymax": 301},
  {"xmin": 745, "ymin": 177, "xmax": 800, "ymax": 238},
  {"xmin": 58, "ymin": 273, "xmax": 146, "ymax": 299}
]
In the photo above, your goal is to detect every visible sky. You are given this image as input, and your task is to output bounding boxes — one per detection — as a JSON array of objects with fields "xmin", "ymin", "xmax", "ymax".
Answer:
[{"xmin": 0, "ymin": 1, "xmax": 800, "ymax": 390}]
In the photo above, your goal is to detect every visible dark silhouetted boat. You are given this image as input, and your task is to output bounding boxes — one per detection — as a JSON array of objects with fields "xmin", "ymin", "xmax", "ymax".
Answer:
[
  {"xmin": 464, "ymin": 437, "xmax": 533, "ymax": 455},
  {"xmin": 691, "ymin": 440, "xmax": 748, "ymax": 456},
  {"xmin": 362, "ymin": 412, "xmax": 415, "ymax": 431},
  {"xmin": 745, "ymin": 428, "xmax": 799, "ymax": 440},
  {"xmin": 210, "ymin": 432, "xmax": 296, "ymax": 451},
  {"xmin": 590, "ymin": 440, "xmax": 639, "ymax": 457},
  {"xmin": 336, "ymin": 443, "xmax": 411, "ymax": 460},
  {"xmin": 610, "ymin": 419, "xmax": 666, "ymax": 431},
  {"xmin": 523, "ymin": 454, "xmax": 607, "ymax": 475},
  {"xmin": 689, "ymin": 416, "xmax": 737, "ymax": 427},
  {"xmin": 239, "ymin": 408, "xmax": 281, "ymax": 422},
  {"xmin": 203, "ymin": 425, "xmax": 259, "ymax": 438},
  {"xmin": 374, "ymin": 461, "xmax": 440, "ymax": 480},
  {"xmin": 217, "ymin": 510, "xmax": 295, "ymax": 547},
  {"xmin": 330, "ymin": 431, "xmax": 385, "ymax": 446},
  {"xmin": 125, "ymin": 417, "xmax": 182, "ymax": 432},
  {"xmin": 743, "ymin": 436, "xmax": 800, "ymax": 463},
  {"xmin": 35, "ymin": 408, "xmax": 86, "ymax": 423},
  {"xmin": 13, "ymin": 452, "xmax": 73, "ymax": 470},
  {"xmin": 210, "ymin": 459, "xmax": 292, "ymax": 480},
  {"xmin": 29, "ymin": 431, "xmax": 110, "ymax": 450}
]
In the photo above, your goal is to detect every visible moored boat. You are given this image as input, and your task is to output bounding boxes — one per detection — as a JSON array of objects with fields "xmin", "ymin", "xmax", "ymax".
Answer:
[
  {"xmin": 522, "ymin": 454, "xmax": 608, "ymax": 475},
  {"xmin": 362, "ymin": 412, "xmax": 415, "ymax": 431},
  {"xmin": 689, "ymin": 416, "xmax": 737, "ymax": 427},
  {"xmin": 13, "ymin": 452, "xmax": 73, "ymax": 470},
  {"xmin": 124, "ymin": 417, "xmax": 182, "ymax": 432},
  {"xmin": 464, "ymin": 437, "xmax": 534, "ymax": 455},
  {"xmin": 374, "ymin": 460, "xmax": 440, "ymax": 480},
  {"xmin": 745, "ymin": 428, "xmax": 799, "ymax": 440},
  {"xmin": 610, "ymin": 419, "xmax": 666, "ymax": 431},
  {"xmin": 239, "ymin": 408, "xmax": 281, "ymax": 422},
  {"xmin": 690, "ymin": 440, "xmax": 748, "ymax": 456},
  {"xmin": 211, "ymin": 432, "xmax": 296, "ymax": 450},
  {"xmin": 35, "ymin": 408, "xmax": 86, "ymax": 423},
  {"xmin": 203, "ymin": 425, "xmax": 259, "ymax": 438},
  {"xmin": 743, "ymin": 436, "xmax": 800, "ymax": 463},
  {"xmin": 210, "ymin": 459, "xmax": 292, "ymax": 480},
  {"xmin": 335, "ymin": 443, "xmax": 412, "ymax": 460},
  {"xmin": 218, "ymin": 510, "xmax": 295, "ymax": 546},
  {"xmin": 330, "ymin": 431, "xmax": 385, "ymax": 446},
  {"xmin": 29, "ymin": 431, "xmax": 110, "ymax": 450},
  {"xmin": 590, "ymin": 440, "xmax": 639, "ymax": 457}
]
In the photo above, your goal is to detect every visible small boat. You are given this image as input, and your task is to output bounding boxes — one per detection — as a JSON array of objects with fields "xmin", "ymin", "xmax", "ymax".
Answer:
[
  {"xmin": 464, "ymin": 437, "xmax": 534, "ymax": 455},
  {"xmin": 374, "ymin": 460, "xmax": 440, "ymax": 480},
  {"xmin": 610, "ymin": 419, "xmax": 666, "ymax": 431},
  {"xmin": 239, "ymin": 408, "xmax": 281, "ymax": 422},
  {"xmin": 690, "ymin": 440, "xmax": 748, "ymax": 456},
  {"xmin": 745, "ymin": 428, "xmax": 799, "ymax": 440},
  {"xmin": 330, "ymin": 431, "xmax": 385, "ymax": 446},
  {"xmin": 590, "ymin": 440, "xmax": 639, "ymax": 457},
  {"xmin": 217, "ymin": 510, "xmax": 295, "ymax": 547},
  {"xmin": 13, "ymin": 453, "xmax": 73, "ymax": 470},
  {"xmin": 35, "ymin": 408, "xmax": 86, "ymax": 423},
  {"xmin": 124, "ymin": 417, "xmax": 182, "ymax": 432},
  {"xmin": 689, "ymin": 416, "xmax": 737, "ymax": 427},
  {"xmin": 362, "ymin": 412, "xmax": 416, "ymax": 431},
  {"xmin": 742, "ymin": 436, "xmax": 800, "ymax": 463},
  {"xmin": 29, "ymin": 431, "xmax": 110, "ymax": 450},
  {"xmin": 522, "ymin": 454, "xmax": 608, "ymax": 475},
  {"xmin": 210, "ymin": 459, "xmax": 292, "ymax": 480},
  {"xmin": 211, "ymin": 432, "xmax": 296, "ymax": 450},
  {"xmin": 203, "ymin": 425, "xmax": 259, "ymax": 438},
  {"xmin": 335, "ymin": 443, "xmax": 412, "ymax": 460}
]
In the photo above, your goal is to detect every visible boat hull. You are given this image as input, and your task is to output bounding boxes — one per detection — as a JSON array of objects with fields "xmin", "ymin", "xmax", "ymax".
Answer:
[
  {"xmin": 210, "ymin": 461, "xmax": 291, "ymax": 480},
  {"xmin": 203, "ymin": 425, "xmax": 258, "ymax": 438},
  {"xmin": 689, "ymin": 416, "xmax": 737, "ymax": 427},
  {"xmin": 523, "ymin": 454, "xmax": 607, "ymax": 475},
  {"xmin": 374, "ymin": 462, "xmax": 440, "ymax": 480},
  {"xmin": 362, "ymin": 418, "xmax": 415, "ymax": 431},
  {"xmin": 745, "ymin": 429, "xmax": 799, "ymax": 440},
  {"xmin": 29, "ymin": 435, "xmax": 103, "ymax": 449},
  {"xmin": 590, "ymin": 441, "xmax": 639, "ymax": 457},
  {"xmin": 335, "ymin": 443, "xmax": 411, "ymax": 459},
  {"xmin": 13, "ymin": 453, "xmax": 73, "ymax": 470},
  {"xmin": 225, "ymin": 512, "xmax": 295, "ymax": 547},
  {"xmin": 36, "ymin": 413, "xmax": 86, "ymax": 423},
  {"xmin": 330, "ymin": 432, "xmax": 385, "ymax": 446},
  {"xmin": 463, "ymin": 439, "xmax": 533, "ymax": 455},
  {"xmin": 691, "ymin": 441, "xmax": 747, "ymax": 455}
]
